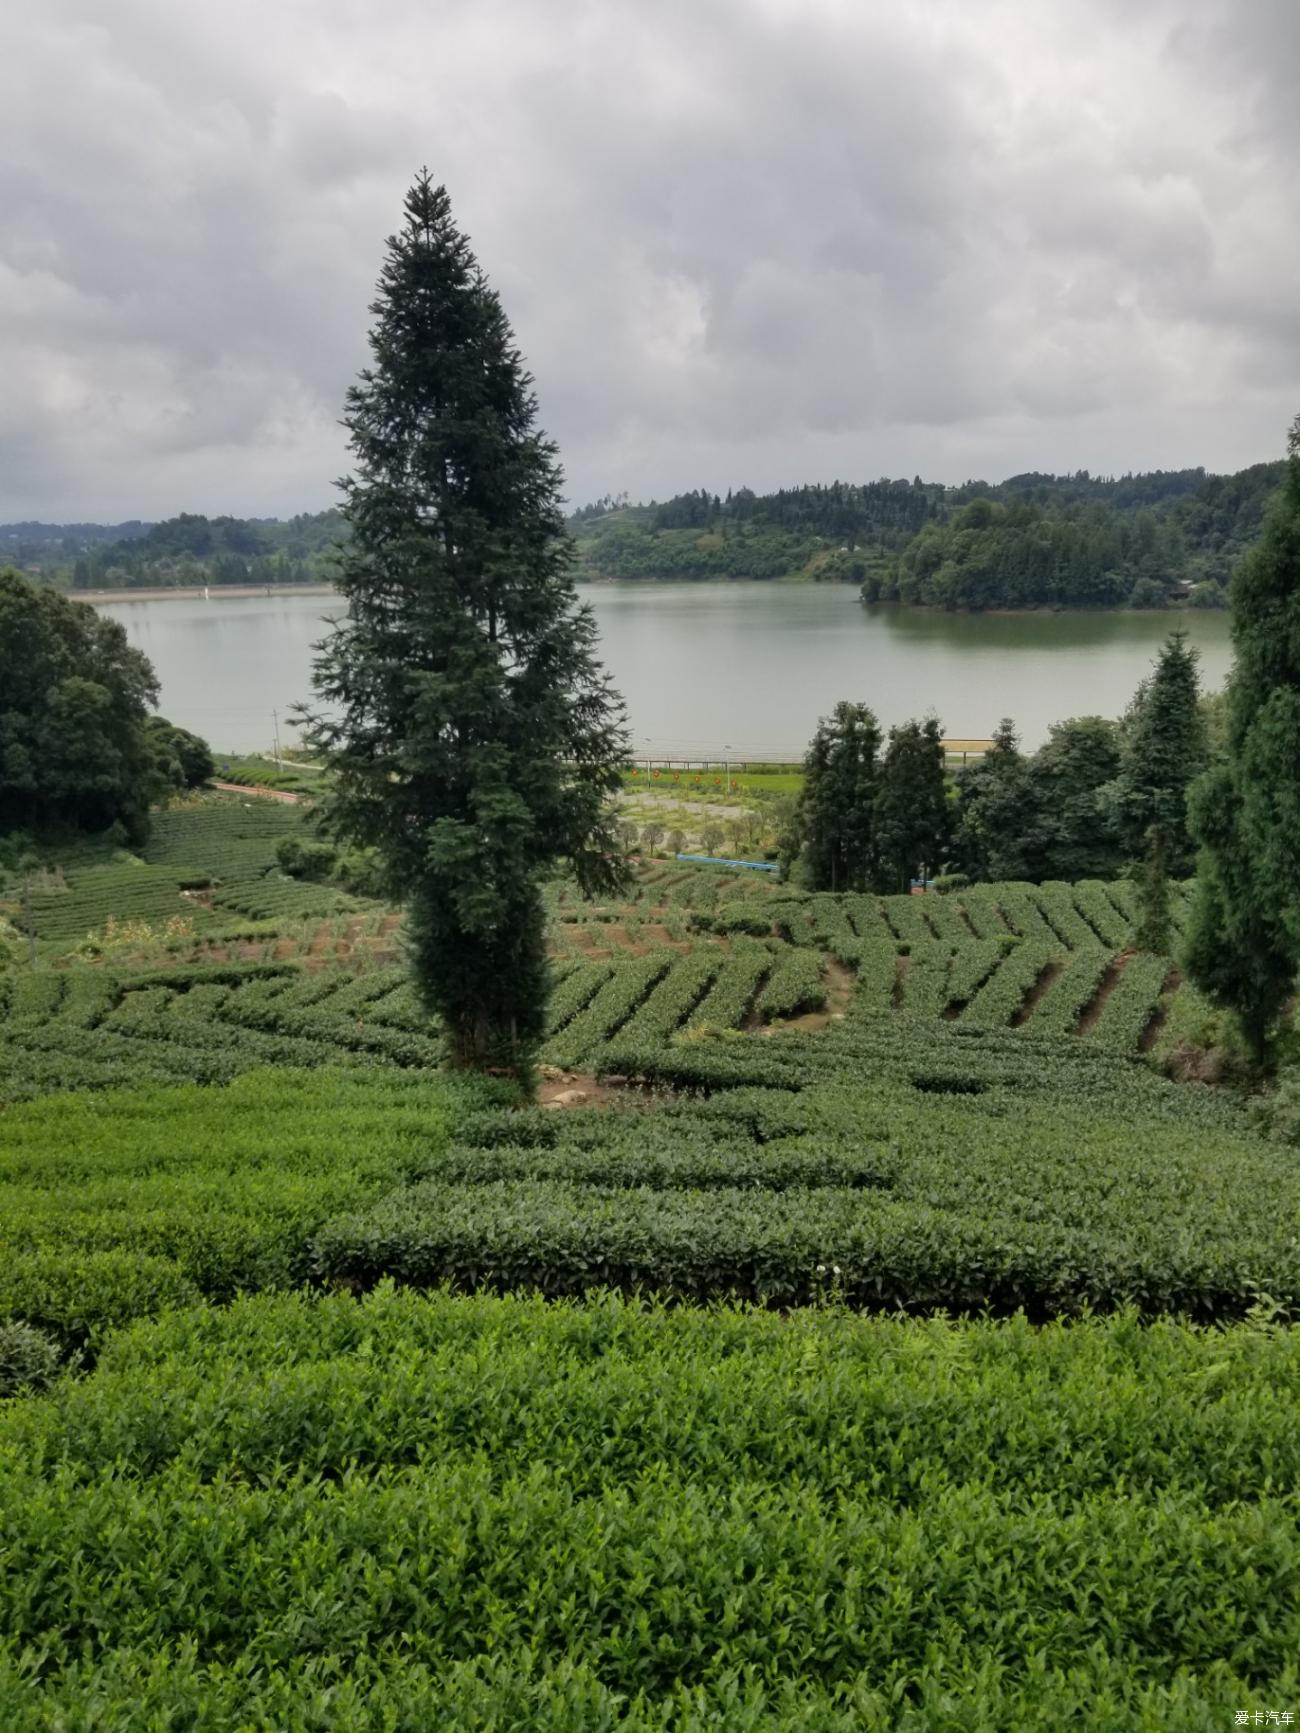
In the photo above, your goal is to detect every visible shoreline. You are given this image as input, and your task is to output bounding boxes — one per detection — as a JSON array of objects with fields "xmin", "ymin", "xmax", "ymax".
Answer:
[
  {"xmin": 70, "ymin": 583, "xmax": 336, "ymax": 604},
  {"xmin": 62, "ymin": 578, "xmax": 1215, "ymax": 619}
]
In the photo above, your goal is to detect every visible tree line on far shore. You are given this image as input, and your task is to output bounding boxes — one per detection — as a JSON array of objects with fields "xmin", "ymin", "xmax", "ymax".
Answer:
[{"xmin": 569, "ymin": 462, "xmax": 1282, "ymax": 608}]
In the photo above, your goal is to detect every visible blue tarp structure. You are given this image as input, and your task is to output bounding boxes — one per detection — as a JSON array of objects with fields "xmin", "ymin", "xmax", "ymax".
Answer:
[{"xmin": 676, "ymin": 854, "xmax": 780, "ymax": 874}]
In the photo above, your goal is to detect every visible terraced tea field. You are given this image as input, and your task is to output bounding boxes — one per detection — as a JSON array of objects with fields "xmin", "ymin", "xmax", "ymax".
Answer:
[{"xmin": 3, "ymin": 804, "xmax": 1298, "ymax": 1723}]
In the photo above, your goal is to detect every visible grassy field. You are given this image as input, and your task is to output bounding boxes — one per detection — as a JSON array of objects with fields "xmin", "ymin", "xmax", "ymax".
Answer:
[{"xmin": 1, "ymin": 796, "xmax": 1294, "ymax": 1723}]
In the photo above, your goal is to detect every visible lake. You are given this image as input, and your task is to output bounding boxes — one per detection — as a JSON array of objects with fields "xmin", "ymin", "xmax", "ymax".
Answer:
[{"xmin": 94, "ymin": 584, "xmax": 1235, "ymax": 758}]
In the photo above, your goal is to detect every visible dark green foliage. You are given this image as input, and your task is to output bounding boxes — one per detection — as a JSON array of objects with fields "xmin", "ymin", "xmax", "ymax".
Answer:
[
  {"xmin": 1112, "ymin": 632, "xmax": 1207, "ymax": 938},
  {"xmin": 1133, "ymin": 824, "xmax": 1173, "ymax": 953},
  {"xmin": 1186, "ymin": 419, "xmax": 1300, "ymax": 1063},
  {"xmin": 0, "ymin": 570, "xmax": 165, "ymax": 842},
  {"xmin": 1022, "ymin": 717, "xmax": 1123, "ymax": 880},
  {"xmin": 50, "ymin": 508, "xmax": 348, "ymax": 591},
  {"xmin": 274, "ymin": 835, "xmax": 338, "ymax": 882},
  {"xmin": 886, "ymin": 498, "xmax": 1178, "ymax": 609},
  {"xmin": 954, "ymin": 719, "xmax": 1036, "ymax": 880},
  {"xmin": 784, "ymin": 701, "xmax": 881, "ymax": 890},
  {"xmin": 565, "ymin": 460, "xmax": 1284, "ymax": 611},
  {"xmin": 144, "ymin": 717, "xmax": 214, "ymax": 791},
  {"xmin": 873, "ymin": 715, "xmax": 949, "ymax": 892},
  {"xmin": 300, "ymin": 174, "xmax": 628, "ymax": 1078}
]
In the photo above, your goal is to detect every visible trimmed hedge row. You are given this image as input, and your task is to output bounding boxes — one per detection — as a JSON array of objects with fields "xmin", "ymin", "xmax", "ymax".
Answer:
[
  {"xmin": 1089, "ymin": 953, "xmax": 1175, "ymax": 1050},
  {"xmin": 1026, "ymin": 944, "xmax": 1116, "ymax": 1037},
  {"xmin": 315, "ymin": 1052, "xmax": 1298, "ymax": 1319},
  {"xmin": 0, "ymin": 1068, "xmax": 496, "ymax": 1348},
  {"xmin": 757, "ymin": 948, "xmax": 826, "ymax": 1021}
]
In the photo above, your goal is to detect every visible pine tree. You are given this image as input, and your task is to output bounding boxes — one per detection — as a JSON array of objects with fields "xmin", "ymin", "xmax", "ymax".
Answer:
[
  {"xmin": 874, "ymin": 716, "xmax": 949, "ymax": 893},
  {"xmin": 300, "ymin": 174, "xmax": 629, "ymax": 1079},
  {"xmin": 783, "ymin": 702, "xmax": 881, "ymax": 890},
  {"xmin": 1185, "ymin": 417, "xmax": 1300, "ymax": 1064},
  {"xmin": 1113, "ymin": 629, "xmax": 1206, "ymax": 873},
  {"xmin": 1112, "ymin": 630, "xmax": 1206, "ymax": 949},
  {"xmin": 954, "ymin": 718, "xmax": 1036, "ymax": 881}
]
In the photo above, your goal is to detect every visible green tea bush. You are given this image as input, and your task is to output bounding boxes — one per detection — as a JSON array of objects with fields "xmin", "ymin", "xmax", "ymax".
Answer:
[
  {"xmin": 544, "ymin": 960, "xmax": 609, "ymax": 1033},
  {"xmin": 541, "ymin": 952, "xmax": 674, "ymax": 1067},
  {"xmin": 757, "ymin": 948, "xmax": 826, "ymax": 1021},
  {"xmin": 1035, "ymin": 880, "xmax": 1100, "ymax": 949},
  {"xmin": 317, "ymin": 1052, "xmax": 1297, "ymax": 1319},
  {"xmin": 2, "ymin": 1289, "xmax": 1298, "ymax": 1727},
  {"xmin": 1089, "ymin": 953, "xmax": 1175, "ymax": 1050},
  {"xmin": 1026, "ymin": 944, "xmax": 1115, "ymax": 1036},
  {"xmin": 961, "ymin": 942, "xmax": 1056, "ymax": 1028},
  {"xmin": 0, "ymin": 1069, "xmax": 499, "ymax": 1341},
  {"xmin": 613, "ymin": 952, "xmax": 721, "ymax": 1047},
  {"xmin": 682, "ymin": 942, "xmax": 771, "ymax": 1033},
  {"xmin": 1072, "ymin": 880, "xmax": 1131, "ymax": 948}
]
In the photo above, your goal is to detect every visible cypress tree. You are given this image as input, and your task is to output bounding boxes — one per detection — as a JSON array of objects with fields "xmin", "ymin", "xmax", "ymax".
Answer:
[
  {"xmin": 1184, "ymin": 417, "xmax": 1300, "ymax": 1064},
  {"xmin": 783, "ymin": 701, "xmax": 881, "ymax": 891},
  {"xmin": 301, "ymin": 173, "xmax": 629, "ymax": 1080},
  {"xmin": 1113, "ymin": 629, "xmax": 1206, "ymax": 874},
  {"xmin": 1113, "ymin": 630, "xmax": 1206, "ymax": 949},
  {"xmin": 874, "ymin": 716, "xmax": 949, "ymax": 893},
  {"xmin": 954, "ymin": 718, "xmax": 1037, "ymax": 882}
]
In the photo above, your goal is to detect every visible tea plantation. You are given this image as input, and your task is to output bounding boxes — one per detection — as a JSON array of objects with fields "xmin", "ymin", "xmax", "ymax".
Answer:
[{"xmin": 1, "ymin": 797, "xmax": 1297, "ymax": 1726}]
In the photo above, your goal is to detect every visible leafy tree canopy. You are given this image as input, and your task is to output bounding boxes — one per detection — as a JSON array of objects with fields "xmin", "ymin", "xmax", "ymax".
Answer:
[{"xmin": 0, "ymin": 569, "xmax": 173, "ymax": 841}]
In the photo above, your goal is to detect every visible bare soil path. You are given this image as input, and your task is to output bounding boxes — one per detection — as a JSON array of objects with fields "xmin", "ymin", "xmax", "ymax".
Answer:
[
  {"xmin": 211, "ymin": 781, "xmax": 305, "ymax": 804},
  {"xmin": 1074, "ymin": 951, "xmax": 1132, "ymax": 1038}
]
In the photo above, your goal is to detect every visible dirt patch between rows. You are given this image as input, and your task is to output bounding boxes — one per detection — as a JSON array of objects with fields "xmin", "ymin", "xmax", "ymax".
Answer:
[
  {"xmin": 1074, "ymin": 950, "xmax": 1132, "ymax": 1037},
  {"xmin": 537, "ymin": 1070, "xmax": 658, "ymax": 1110},
  {"xmin": 1012, "ymin": 960, "xmax": 1064, "ymax": 1028}
]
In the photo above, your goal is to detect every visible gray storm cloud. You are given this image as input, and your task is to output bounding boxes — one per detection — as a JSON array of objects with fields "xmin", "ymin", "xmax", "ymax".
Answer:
[{"xmin": 1, "ymin": 0, "xmax": 1297, "ymax": 520}]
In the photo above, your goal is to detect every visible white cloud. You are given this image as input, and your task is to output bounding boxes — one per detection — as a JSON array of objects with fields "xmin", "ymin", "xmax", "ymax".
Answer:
[{"xmin": 0, "ymin": 0, "xmax": 1296, "ymax": 519}]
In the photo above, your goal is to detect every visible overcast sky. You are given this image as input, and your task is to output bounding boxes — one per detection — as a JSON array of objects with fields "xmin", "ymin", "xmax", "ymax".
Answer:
[{"xmin": 3, "ymin": 0, "xmax": 1298, "ymax": 522}]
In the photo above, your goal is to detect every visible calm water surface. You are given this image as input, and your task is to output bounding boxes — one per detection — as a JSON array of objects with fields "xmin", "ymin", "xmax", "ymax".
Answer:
[{"xmin": 95, "ymin": 584, "xmax": 1234, "ymax": 757}]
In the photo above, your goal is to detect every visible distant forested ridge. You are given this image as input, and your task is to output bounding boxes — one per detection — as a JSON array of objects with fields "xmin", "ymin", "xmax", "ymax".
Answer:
[
  {"xmin": 569, "ymin": 461, "xmax": 1285, "ymax": 609},
  {"xmin": 4, "ymin": 457, "xmax": 1283, "ymax": 607},
  {"xmin": 1, "ymin": 510, "xmax": 346, "ymax": 590}
]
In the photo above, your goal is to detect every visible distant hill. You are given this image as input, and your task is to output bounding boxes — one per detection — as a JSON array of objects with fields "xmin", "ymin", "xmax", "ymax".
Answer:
[
  {"xmin": 568, "ymin": 461, "xmax": 1286, "ymax": 609},
  {"xmin": 3, "ymin": 457, "xmax": 1286, "ymax": 608},
  {"xmin": 0, "ymin": 510, "xmax": 346, "ymax": 590}
]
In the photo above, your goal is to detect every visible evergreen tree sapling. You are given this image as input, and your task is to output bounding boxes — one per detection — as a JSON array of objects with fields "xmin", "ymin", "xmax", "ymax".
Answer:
[
  {"xmin": 1185, "ymin": 417, "xmax": 1300, "ymax": 1064},
  {"xmin": 300, "ymin": 174, "xmax": 629, "ymax": 1077},
  {"xmin": 1112, "ymin": 630, "xmax": 1206, "ymax": 874}
]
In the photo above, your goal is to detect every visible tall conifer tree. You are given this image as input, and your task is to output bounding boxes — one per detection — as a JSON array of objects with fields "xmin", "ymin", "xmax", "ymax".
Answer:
[
  {"xmin": 1185, "ymin": 417, "xmax": 1300, "ymax": 1063},
  {"xmin": 302, "ymin": 174, "xmax": 629, "ymax": 1078},
  {"xmin": 1113, "ymin": 630, "xmax": 1206, "ymax": 950},
  {"xmin": 782, "ymin": 702, "xmax": 881, "ymax": 890},
  {"xmin": 874, "ymin": 716, "xmax": 949, "ymax": 893}
]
